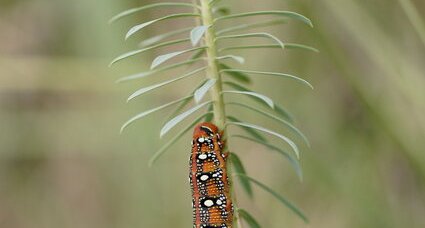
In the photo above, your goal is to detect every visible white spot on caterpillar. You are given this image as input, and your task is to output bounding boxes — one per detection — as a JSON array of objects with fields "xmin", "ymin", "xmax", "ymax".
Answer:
[
  {"xmin": 200, "ymin": 175, "xmax": 209, "ymax": 181},
  {"xmin": 198, "ymin": 154, "xmax": 207, "ymax": 160},
  {"xmin": 203, "ymin": 199, "xmax": 214, "ymax": 207}
]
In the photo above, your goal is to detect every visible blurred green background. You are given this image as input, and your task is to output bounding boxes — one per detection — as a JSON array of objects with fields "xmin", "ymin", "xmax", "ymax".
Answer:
[{"xmin": 1, "ymin": 0, "xmax": 425, "ymax": 227}]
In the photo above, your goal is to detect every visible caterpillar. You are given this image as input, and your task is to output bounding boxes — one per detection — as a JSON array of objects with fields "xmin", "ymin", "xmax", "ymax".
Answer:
[{"xmin": 190, "ymin": 122, "xmax": 233, "ymax": 228}]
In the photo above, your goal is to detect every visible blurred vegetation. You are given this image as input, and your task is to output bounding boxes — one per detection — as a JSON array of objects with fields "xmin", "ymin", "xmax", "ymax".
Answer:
[{"xmin": 0, "ymin": 0, "xmax": 424, "ymax": 228}]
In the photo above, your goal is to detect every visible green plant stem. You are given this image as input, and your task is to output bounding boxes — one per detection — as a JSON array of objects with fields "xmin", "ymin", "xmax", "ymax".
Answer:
[
  {"xmin": 200, "ymin": 0, "xmax": 226, "ymax": 130},
  {"xmin": 199, "ymin": 1, "xmax": 242, "ymax": 228}
]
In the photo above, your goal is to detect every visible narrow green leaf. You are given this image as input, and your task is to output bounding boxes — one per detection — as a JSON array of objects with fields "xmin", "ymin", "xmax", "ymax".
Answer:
[
  {"xmin": 286, "ymin": 43, "xmax": 319, "ymax": 52},
  {"xmin": 120, "ymin": 95, "xmax": 193, "ymax": 133},
  {"xmin": 221, "ymin": 69, "xmax": 313, "ymax": 89},
  {"xmin": 163, "ymin": 80, "xmax": 206, "ymax": 124},
  {"xmin": 149, "ymin": 112, "xmax": 212, "ymax": 167},
  {"xmin": 237, "ymin": 209, "xmax": 261, "ymax": 228},
  {"xmin": 213, "ymin": 6, "xmax": 231, "ymax": 16},
  {"xmin": 127, "ymin": 67, "xmax": 206, "ymax": 102},
  {"xmin": 223, "ymin": 81, "xmax": 294, "ymax": 123},
  {"xmin": 273, "ymin": 104, "xmax": 294, "ymax": 123},
  {"xmin": 226, "ymin": 116, "xmax": 267, "ymax": 142},
  {"xmin": 217, "ymin": 55, "xmax": 245, "ymax": 64},
  {"xmin": 160, "ymin": 101, "xmax": 212, "ymax": 138},
  {"xmin": 116, "ymin": 58, "xmax": 203, "ymax": 83},
  {"xmin": 110, "ymin": 38, "xmax": 190, "ymax": 66},
  {"xmin": 217, "ymin": 19, "xmax": 287, "ymax": 35},
  {"xmin": 159, "ymin": 51, "xmax": 205, "ymax": 114},
  {"xmin": 227, "ymin": 102, "xmax": 310, "ymax": 147},
  {"xmin": 189, "ymin": 48, "xmax": 206, "ymax": 60},
  {"xmin": 231, "ymin": 134, "xmax": 303, "ymax": 181},
  {"xmin": 109, "ymin": 3, "xmax": 198, "ymax": 23},
  {"xmin": 235, "ymin": 174, "xmax": 308, "ymax": 223},
  {"xmin": 219, "ymin": 63, "xmax": 251, "ymax": 84},
  {"xmin": 222, "ymin": 90, "xmax": 274, "ymax": 109},
  {"xmin": 139, "ymin": 27, "xmax": 193, "ymax": 47},
  {"xmin": 219, "ymin": 43, "xmax": 319, "ymax": 53},
  {"xmin": 223, "ymin": 81, "xmax": 251, "ymax": 92},
  {"xmin": 214, "ymin": 11, "xmax": 313, "ymax": 27},
  {"xmin": 216, "ymin": 33, "xmax": 284, "ymax": 50},
  {"xmin": 227, "ymin": 122, "xmax": 300, "ymax": 159},
  {"xmin": 204, "ymin": 104, "xmax": 214, "ymax": 122},
  {"xmin": 190, "ymin": 26, "xmax": 209, "ymax": 46},
  {"xmin": 258, "ymin": 102, "xmax": 295, "ymax": 124},
  {"xmin": 125, "ymin": 13, "xmax": 200, "ymax": 40},
  {"xmin": 229, "ymin": 153, "xmax": 253, "ymax": 197},
  {"xmin": 151, "ymin": 46, "xmax": 207, "ymax": 69},
  {"xmin": 194, "ymin": 79, "xmax": 216, "ymax": 103}
]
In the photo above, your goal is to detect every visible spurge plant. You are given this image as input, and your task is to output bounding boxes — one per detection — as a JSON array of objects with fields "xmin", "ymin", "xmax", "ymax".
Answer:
[{"xmin": 110, "ymin": 0, "xmax": 316, "ymax": 227}]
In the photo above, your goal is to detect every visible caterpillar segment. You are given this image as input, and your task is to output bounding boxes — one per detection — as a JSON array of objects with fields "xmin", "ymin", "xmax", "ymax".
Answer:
[{"xmin": 190, "ymin": 122, "xmax": 233, "ymax": 228}]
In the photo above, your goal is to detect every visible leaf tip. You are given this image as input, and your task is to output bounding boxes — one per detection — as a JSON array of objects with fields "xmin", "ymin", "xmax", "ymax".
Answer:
[
  {"xmin": 308, "ymin": 83, "xmax": 314, "ymax": 90},
  {"xmin": 125, "ymin": 27, "xmax": 137, "ymax": 40},
  {"xmin": 119, "ymin": 126, "xmax": 126, "ymax": 134},
  {"xmin": 124, "ymin": 33, "xmax": 131, "ymax": 40},
  {"xmin": 150, "ymin": 57, "xmax": 161, "ymax": 69},
  {"xmin": 147, "ymin": 159, "xmax": 155, "ymax": 168},
  {"xmin": 309, "ymin": 21, "xmax": 314, "ymax": 28},
  {"xmin": 150, "ymin": 62, "xmax": 158, "ymax": 70},
  {"xmin": 159, "ymin": 128, "xmax": 167, "ymax": 138},
  {"xmin": 148, "ymin": 151, "xmax": 162, "ymax": 167},
  {"xmin": 295, "ymin": 152, "xmax": 300, "ymax": 160},
  {"xmin": 190, "ymin": 25, "xmax": 209, "ymax": 46}
]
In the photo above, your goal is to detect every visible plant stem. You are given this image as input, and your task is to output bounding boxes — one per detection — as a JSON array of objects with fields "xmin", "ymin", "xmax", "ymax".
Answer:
[
  {"xmin": 199, "ymin": 1, "xmax": 242, "ymax": 228},
  {"xmin": 199, "ymin": 0, "xmax": 226, "ymax": 130}
]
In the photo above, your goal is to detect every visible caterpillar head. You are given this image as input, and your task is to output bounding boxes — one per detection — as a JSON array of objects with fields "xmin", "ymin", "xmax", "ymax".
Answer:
[
  {"xmin": 193, "ymin": 122, "xmax": 219, "ymax": 139},
  {"xmin": 192, "ymin": 122, "xmax": 225, "ymax": 151}
]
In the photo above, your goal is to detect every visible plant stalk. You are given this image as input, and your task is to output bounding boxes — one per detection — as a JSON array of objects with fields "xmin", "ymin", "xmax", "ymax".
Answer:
[
  {"xmin": 199, "ymin": 0, "xmax": 226, "ymax": 130},
  {"xmin": 199, "ymin": 1, "xmax": 242, "ymax": 228}
]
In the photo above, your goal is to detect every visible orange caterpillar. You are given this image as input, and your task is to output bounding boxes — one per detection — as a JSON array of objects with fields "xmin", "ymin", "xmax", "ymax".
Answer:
[{"xmin": 190, "ymin": 122, "xmax": 233, "ymax": 228}]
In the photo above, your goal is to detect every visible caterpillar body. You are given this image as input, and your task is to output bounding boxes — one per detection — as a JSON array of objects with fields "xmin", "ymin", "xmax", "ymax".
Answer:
[{"xmin": 190, "ymin": 122, "xmax": 233, "ymax": 228}]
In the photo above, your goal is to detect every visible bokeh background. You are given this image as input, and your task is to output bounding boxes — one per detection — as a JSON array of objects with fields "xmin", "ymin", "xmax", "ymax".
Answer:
[{"xmin": 1, "ymin": 0, "xmax": 425, "ymax": 227}]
